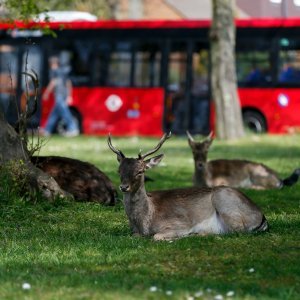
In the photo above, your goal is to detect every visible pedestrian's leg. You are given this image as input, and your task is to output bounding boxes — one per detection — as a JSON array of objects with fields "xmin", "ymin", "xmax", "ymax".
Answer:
[
  {"xmin": 44, "ymin": 104, "xmax": 60, "ymax": 135},
  {"xmin": 193, "ymin": 99, "xmax": 209, "ymax": 134},
  {"xmin": 58, "ymin": 102, "xmax": 78, "ymax": 135}
]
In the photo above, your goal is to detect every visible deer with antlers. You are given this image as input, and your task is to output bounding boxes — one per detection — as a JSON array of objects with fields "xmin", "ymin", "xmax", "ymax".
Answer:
[
  {"xmin": 108, "ymin": 133, "xmax": 268, "ymax": 241},
  {"xmin": 187, "ymin": 131, "xmax": 300, "ymax": 189}
]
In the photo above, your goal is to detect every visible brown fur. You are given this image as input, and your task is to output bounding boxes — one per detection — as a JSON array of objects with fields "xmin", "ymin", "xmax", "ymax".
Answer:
[
  {"xmin": 108, "ymin": 133, "xmax": 268, "ymax": 240},
  {"xmin": 187, "ymin": 132, "xmax": 283, "ymax": 189},
  {"xmin": 31, "ymin": 156, "xmax": 117, "ymax": 205}
]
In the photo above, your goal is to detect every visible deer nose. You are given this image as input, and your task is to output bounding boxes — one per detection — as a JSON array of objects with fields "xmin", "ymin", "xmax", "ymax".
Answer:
[
  {"xmin": 197, "ymin": 162, "xmax": 204, "ymax": 169},
  {"xmin": 119, "ymin": 184, "xmax": 130, "ymax": 192}
]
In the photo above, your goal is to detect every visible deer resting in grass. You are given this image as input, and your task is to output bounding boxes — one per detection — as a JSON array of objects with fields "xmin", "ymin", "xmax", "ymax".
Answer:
[
  {"xmin": 187, "ymin": 131, "xmax": 300, "ymax": 190},
  {"xmin": 12, "ymin": 71, "xmax": 117, "ymax": 204},
  {"xmin": 108, "ymin": 133, "xmax": 268, "ymax": 241},
  {"xmin": 31, "ymin": 156, "xmax": 117, "ymax": 205}
]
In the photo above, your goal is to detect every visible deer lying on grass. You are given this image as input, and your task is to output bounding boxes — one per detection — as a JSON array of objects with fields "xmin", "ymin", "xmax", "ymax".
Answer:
[
  {"xmin": 15, "ymin": 72, "xmax": 117, "ymax": 204},
  {"xmin": 31, "ymin": 155, "xmax": 117, "ymax": 205},
  {"xmin": 187, "ymin": 131, "xmax": 300, "ymax": 190},
  {"xmin": 108, "ymin": 133, "xmax": 268, "ymax": 241}
]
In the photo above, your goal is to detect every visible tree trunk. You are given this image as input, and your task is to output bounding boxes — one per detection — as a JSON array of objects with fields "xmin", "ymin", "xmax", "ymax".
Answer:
[
  {"xmin": 210, "ymin": 0, "xmax": 245, "ymax": 140},
  {"xmin": 0, "ymin": 110, "xmax": 69, "ymax": 200}
]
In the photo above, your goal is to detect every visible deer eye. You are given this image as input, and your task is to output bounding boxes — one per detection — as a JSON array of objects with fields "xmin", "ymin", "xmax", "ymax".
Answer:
[{"xmin": 135, "ymin": 171, "xmax": 143, "ymax": 177}]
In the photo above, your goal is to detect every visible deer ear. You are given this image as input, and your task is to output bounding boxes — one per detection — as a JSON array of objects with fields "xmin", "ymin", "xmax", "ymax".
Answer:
[{"xmin": 144, "ymin": 154, "xmax": 164, "ymax": 170}]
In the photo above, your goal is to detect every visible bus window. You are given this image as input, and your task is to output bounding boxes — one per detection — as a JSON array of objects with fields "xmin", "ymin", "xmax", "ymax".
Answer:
[
  {"xmin": 0, "ymin": 45, "xmax": 18, "ymax": 118},
  {"xmin": 278, "ymin": 38, "xmax": 300, "ymax": 85},
  {"xmin": 191, "ymin": 48, "xmax": 210, "ymax": 134},
  {"xmin": 167, "ymin": 42, "xmax": 187, "ymax": 133},
  {"xmin": 236, "ymin": 50, "xmax": 271, "ymax": 87},
  {"xmin": 108, "ymin": 42, "xmax": 132, "ymax": 87},
  {"xmin": 94, "ymin": 43, "xmax": 110, "ymax": 86},
  {"xmin": 168, "ymin": 52, "xmax": 187, "ymax": 91},
  {"xmin": 134, "ymin": 43, "xmax": 161, "ymax": 87},
  {"xmin": 54, "ymin": 40, "xmax": 93, "ymax": 86}
]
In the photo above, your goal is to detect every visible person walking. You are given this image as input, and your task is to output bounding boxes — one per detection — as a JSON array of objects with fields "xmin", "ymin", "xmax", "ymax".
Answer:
[{"xmin": 41, "ymin": 56, "xmax": 79, "ymax": 137}]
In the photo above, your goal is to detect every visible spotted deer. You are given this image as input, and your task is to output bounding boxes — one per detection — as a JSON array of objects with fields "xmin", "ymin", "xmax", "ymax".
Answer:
[
  {"xmin": 12, "ymin": 71, "xmax": 117, "ymax": 204},
  {"xmin": 187, "ymin": 131, "xmax": 300, "ymax": 190},
  {"xmin": 108, "ymin": 133, "xmax": 268, "ymax": 241},
  {"xmin": 31, "ymin": 156, "xmax": 117, "ymax": 205}
]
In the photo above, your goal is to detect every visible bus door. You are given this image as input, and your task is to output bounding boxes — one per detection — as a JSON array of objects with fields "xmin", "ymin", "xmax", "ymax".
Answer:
[
  {"xmin": 190, "ymin": 43, "xmax": 210, "ymax": 134},
  {"xmin": 0, "ymin": 44, "xmax": 18, "ymax": 124},
  {"xmin": 165, "ymin": 41, "xmax": 188, "ymax": 134},
  {"xmin": 19, "ymin": 45, "xmax": 43, "ymax": 129}
]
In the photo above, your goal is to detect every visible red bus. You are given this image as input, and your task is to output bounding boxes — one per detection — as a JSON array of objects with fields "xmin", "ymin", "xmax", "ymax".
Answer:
[{"xmin": 1, "ymin": 18, "xmax": 300, "ymax": 136}]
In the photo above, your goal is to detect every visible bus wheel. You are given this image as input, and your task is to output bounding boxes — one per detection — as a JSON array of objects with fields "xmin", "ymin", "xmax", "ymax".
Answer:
[
  {"xmin": 242, "ymin": 110, "xmax": 267, "ymax": 133},
  {"xmin": 56, "ymin": 109, "xmax": 82, "ymax": 135}
]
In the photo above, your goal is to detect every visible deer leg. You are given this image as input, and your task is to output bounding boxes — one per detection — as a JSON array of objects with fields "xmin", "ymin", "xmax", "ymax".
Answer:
[
  {"xmin": 216, "ymin": 212, "xmax": 246, "ymax": 232},
  {"xmin": 132, "ymin": 232, "xmax": 142, "ymax": 237},
  {"xmin": 212, "ymin": 187, "xmax": 265, "ymax": 232},
  {"xmin": 130, "ymin": 227, "xmax": 141, "ymax": 237},
  {"xmin": 153, "ymin": 229, "xmax": 191, "ymax": 241},
  {"xmin": 250, "ymin": 176, "xmax": 274, "ymax": 189},
  {"xmin": 249, "ymin": 185, "xmax": 266, "ymax": 190},
  {"xmin": 249, "ymin": 166, "xmax": 281, "ymax": 189}
]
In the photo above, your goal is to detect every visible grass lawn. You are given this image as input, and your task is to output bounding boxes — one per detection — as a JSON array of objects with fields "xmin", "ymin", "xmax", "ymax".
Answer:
[{"xmin": 0, "ymin": 133, "xmax": 299, "ymax": 300}]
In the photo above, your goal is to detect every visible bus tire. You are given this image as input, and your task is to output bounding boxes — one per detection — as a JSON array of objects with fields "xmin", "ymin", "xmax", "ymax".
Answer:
[
  {"xmin": 242, "ymin": 110, "xmax": 267, "ymax": 133},
  {"xmin": 56, "ymin": 109, "xmax": 83, "ymax": 135}
]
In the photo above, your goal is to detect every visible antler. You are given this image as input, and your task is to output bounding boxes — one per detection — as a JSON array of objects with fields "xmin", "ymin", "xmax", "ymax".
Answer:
[
  {"xmin": 139, "ymin": 132, "xmax": 171, "ymax": 160},
  {"xmin": 186, "ymin": 130, "xmax": 195, "ymax": 142},
  {"xmin": 23, "ymin": 70, "xmax": 39, "ymax": 117},
  {"xmin": 15, "ymin": 70, "xmax": 39, "ymax": 132},
  {"xmin": 205, "ymin": 131, "xmax": 214, "ymax": 141},
  {"xmin": 107, "ymin": 133, "xmax": 125, "ymax": 159}
]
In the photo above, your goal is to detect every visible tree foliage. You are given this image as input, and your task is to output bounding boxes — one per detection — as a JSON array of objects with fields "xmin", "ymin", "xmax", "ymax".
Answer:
[
  {"xmin": 1, "ymin": 0, "xmax": 119, "ymax": 20},
  {"xmin": 2, "ymin": 0, "xmax": 41, "ymax": 21}
]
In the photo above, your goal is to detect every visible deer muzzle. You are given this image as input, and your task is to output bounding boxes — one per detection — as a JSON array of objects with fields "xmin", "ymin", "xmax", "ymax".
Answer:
[
  {"xmin": 196, "ymin": 161, "xmax": 204, "ymax": 170},
  {"xmin": 119, "ymin": 184, "xmax": 130, "ymax": 193}
]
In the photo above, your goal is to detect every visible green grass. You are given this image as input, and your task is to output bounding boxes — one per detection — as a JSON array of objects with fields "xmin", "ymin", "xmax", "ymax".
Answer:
[{"xmin": 0, "ymin": 134, "xmax": 299, "ymax": 300}]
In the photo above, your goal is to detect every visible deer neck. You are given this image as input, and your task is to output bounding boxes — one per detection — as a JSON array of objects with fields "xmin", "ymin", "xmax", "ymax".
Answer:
[
  {"xmin": 123, "ymin": 184, "xmax": 154, "ymax": 236},
  {"xmin": 194, "ymin": 161, "xmax": 209, "ymax": 187}
]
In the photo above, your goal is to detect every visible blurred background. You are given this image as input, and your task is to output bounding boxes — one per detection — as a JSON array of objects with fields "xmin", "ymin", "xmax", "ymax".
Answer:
[
  {"xmin": 2, "ymin": 0, "xmax": 300, "ymax": 20},
  {"xmin": 1, "ymin": 0, "xmax": 300, "ymax": 138}
]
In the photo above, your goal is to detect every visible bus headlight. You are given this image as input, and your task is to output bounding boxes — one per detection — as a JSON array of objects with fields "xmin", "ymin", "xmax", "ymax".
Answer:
[{"xmin": 278, "ymin": 94, "xmax": 289, "ymax": 107}]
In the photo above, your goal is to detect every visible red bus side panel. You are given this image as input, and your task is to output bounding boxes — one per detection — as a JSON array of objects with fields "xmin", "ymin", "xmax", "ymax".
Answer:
[
  {"xmin": 41, "ymin": 87, "xmax": 164, "ymax": 137},
  {"xmin": 239, "ymin": 88, "xmax": 300, "ymax": 133}
]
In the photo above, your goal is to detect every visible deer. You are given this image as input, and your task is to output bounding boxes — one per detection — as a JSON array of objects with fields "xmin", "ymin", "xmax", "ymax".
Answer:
[
  {"xmin": 187, "ymin": 131, "xmax": 300, "ymax": 190},
  {"xmin": 31, "ymin": 155, "xmax": 117, "ymax": 205},
  {"xmin": 15, "ymin": 71, "xmax": 117, "ymax": 205},
  {"xmin": 108, "ymin": 132, "xmax": 268, "ymax": 241}
]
